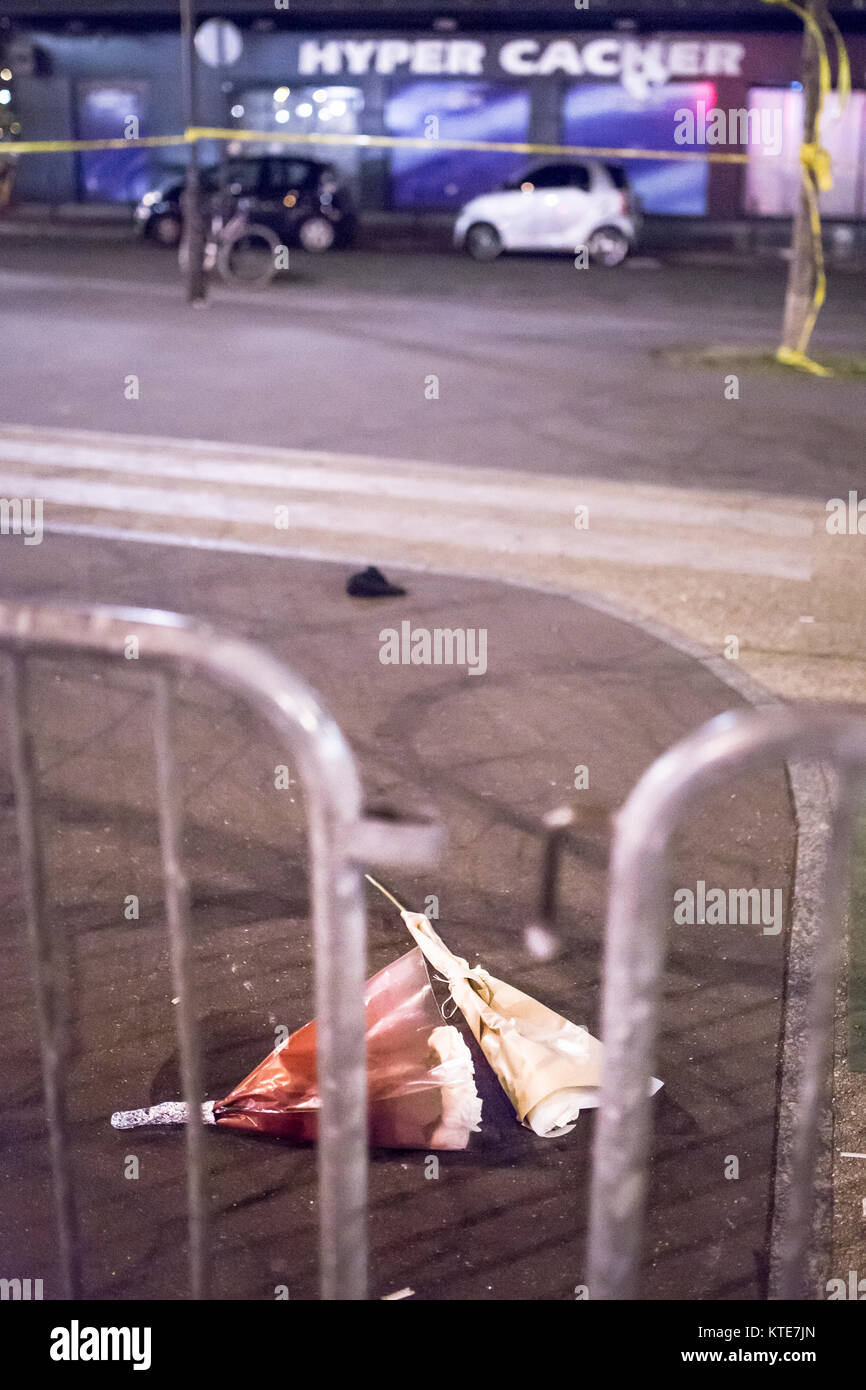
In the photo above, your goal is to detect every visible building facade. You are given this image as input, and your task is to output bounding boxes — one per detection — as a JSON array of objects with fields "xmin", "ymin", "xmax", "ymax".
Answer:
[{"xmin": 2, "ymin": 5, "xmax": 865, "ymax": 220}]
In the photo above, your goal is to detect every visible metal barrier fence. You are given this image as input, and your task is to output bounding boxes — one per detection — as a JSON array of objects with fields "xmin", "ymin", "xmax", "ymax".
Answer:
[
  {"xmin": 9, "ymin": 602, "xmax": 858, "ymax": 1302},
  {"xmin": 0, "ymin": 598, "xmax": 440, "ymax": 1302},
  {"xmin": 587, "ymin": 705, "xmax": 866, "ymax": 1301}
]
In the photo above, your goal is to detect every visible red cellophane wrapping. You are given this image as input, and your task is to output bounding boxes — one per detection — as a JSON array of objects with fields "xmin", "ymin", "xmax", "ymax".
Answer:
[{"xmin": 213, "ymin": 946, "xmax": 482, "ymax": 1150}]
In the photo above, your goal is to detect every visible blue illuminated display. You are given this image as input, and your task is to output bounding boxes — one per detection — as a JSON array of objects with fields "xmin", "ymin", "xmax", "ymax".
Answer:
[
  {"xmin": 562, "ymin": 82, "xmax": 714, "ymax": 215},
  {"xmin": 386, "ymin": 81, "xmax": 531, "ymax": 209}
]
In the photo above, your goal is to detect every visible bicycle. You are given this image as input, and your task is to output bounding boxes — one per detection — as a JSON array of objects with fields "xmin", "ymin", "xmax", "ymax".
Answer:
[{"xmin": 178, "ymin": 194, "xmax": 281, "ymax": 289}]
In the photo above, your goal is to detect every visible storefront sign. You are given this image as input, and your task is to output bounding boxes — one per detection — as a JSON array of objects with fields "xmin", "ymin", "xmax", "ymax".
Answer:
[
  {"xmin": 297, "ymin": 36, "xmax": 746, "ymax": 100},
  {"xmin": 195, "ymin": 18, "xmax": 244, "ymax": 69}
]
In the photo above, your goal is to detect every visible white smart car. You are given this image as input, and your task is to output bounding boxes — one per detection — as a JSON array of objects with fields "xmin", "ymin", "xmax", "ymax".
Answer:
[{"xmin": 454, "ymin": 160, "xmax": 639, "ymax": 266}]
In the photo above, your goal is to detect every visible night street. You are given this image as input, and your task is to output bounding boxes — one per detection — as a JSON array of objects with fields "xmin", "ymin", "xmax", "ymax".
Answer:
[
  {"xmin": 1, "ymin": 231, "xmax": 864, "ymax": 1313},
  {"xmin": 1, "ymin": 236, "xmax": 864, "ymax": 711},
  {"xmin": 0, "ymin": 236, "xmax": 864, "ymax": 496},
  {"xmin": 2, "ymin": 0, "xmax": 866, "ymax": 1346}
]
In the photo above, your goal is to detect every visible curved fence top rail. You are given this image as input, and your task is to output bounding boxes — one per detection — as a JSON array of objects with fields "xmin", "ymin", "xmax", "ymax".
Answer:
[
  {"xmin": 589, "ymin": 703, "xmax": 866, "ymax": 1302},
  {"xmin": 0, "ymin": 597, "xmax": 364, "ymax": 821}
]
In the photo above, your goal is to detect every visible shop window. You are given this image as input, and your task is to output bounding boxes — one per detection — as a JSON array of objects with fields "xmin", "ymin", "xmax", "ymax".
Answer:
[
  {"xmin": 385, "ymin": 80, "xmax": 531, "ymax": 210},
  {"xmin": 230, "ymin": 85, "xmax": 364, "ymax": 188},
  {"xmin": 77, "ymin": 81, "xmax": 151, "ymax": 202},
  {"xmin": 562, "ymin": 81, "xmax": 713, "ymax": 216},
  {"xmin": 744, "ymin": 87, "xmax": 866, "ymax": 218}
]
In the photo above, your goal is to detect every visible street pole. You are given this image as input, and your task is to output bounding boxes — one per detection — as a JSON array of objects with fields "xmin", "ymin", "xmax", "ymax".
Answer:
[
  {"xmin": 215, "ymin": 22, "xmax": 229, "ymax": 231},
  {"xmin": 179, "ymin": 0, "xmax": 206, "ymax": 303}
]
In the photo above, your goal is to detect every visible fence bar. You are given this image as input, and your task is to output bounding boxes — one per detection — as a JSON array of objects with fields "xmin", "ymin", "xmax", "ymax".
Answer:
[
  {"xmin": 4, "ymin": 653, "xmax": 81, "ymax": 1299},
  {"xmin": 0, "ymin": 599, "xmax": 443, "ymax": 1301},
  {"xmin": 588, "ymin": 706, "xmax": 866, "ymax": 1301},
  {"xmin": 152, "ymin": 673, "xmax": 208, "ymax": 1300},
  {"xmin": 524, "ymin": 805, "xmax": 575, "ymax": 960}
]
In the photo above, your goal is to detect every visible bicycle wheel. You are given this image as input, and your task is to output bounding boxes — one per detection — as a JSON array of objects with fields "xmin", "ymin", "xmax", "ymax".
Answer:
[{"xmin": 217, "ymin": 223, "xmax": 279, "ymax": 287}]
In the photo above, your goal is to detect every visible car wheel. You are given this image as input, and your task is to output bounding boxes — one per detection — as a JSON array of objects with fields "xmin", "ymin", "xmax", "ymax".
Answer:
[
  {"xmin": 587, "ymin": 227, "xmax": 630, "ymax": 268},
  {"xmin": 297, "ymin": 216, "xmax": 336, "ymax": 253},
  {"xmin": 150, "ymin": 213, "xmax": 182, "ymax": 248},
  {"xmin": 464, "ymin": 222, "xmax": 502, "ymax": 262}
]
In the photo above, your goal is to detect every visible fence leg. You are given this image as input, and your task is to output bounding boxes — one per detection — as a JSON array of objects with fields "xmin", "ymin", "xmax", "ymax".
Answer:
[
  {"xmin": 588, "ymin": 708, "xmax": 866, "ymax": 1301},
  {"xmin": 153, "ymin": 674, "xmax": 208, "ymax": 1301},
  {"xmin": 5, "ymin": 654, "xmax": 81, "ymax": 1299},
  {"xmin": 307, "ymin": 807, "xmax": 368, "ymax": 1301}
]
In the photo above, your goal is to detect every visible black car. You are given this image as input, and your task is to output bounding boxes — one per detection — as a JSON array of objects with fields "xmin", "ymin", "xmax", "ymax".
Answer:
[{"xmin": 134, "ymin": 154, "xmax": 357, "ymax": 252}]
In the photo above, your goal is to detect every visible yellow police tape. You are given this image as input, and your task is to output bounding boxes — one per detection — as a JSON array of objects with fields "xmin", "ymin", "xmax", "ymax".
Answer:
[
  {"xmin": 762, "ymin": 0, "xmax": 850, "ymax": 375},
  {"xmin": 0, "ymin": 135, "xmax": 188, "ymax": 154},
  {"xmin": 0, "ymin": 86, "xmax": 852, "ymax": 378},
  {"xmin": 0, "ymin": 126, "xmax": 756, "ymax": 163},
  {"xmin": 188, "ymin": 126, "xmax": 758, "ymax": 163}
]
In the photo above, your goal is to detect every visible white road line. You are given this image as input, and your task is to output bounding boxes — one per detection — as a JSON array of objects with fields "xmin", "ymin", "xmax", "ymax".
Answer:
[
  {"xmin": 0, "ymin": 427, "xmax": 815, "ymax": 539},
  {"xmin": 0, "ymin": 423, "xmax": 815, "ymax": 579},
  {"xmin": 0, "ymin": 469, "xmax": 810, "ymax": 579}
]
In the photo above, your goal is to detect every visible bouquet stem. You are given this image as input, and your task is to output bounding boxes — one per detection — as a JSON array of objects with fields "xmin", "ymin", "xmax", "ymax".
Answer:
[{"xmin": 111, "ymin": 1100, "xmax": 216, "ymax": 1130}]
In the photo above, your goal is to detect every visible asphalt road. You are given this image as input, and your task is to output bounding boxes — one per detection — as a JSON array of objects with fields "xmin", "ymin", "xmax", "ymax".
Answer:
[
  {"xmin": 0, "ymin": 237, "xmax": 864, "ymax": 498},
  {"xmin": 0, "ymin": 533, "xmax": 795, "ymax": 1301},
  {"xmin": 0, "ymin": 232, "xmax": 861, "ymax": 1303}
]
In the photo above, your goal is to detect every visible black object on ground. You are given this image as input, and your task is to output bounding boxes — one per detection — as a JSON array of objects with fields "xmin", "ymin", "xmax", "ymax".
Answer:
[{"xmin": 346, "ymin": 565, "xmax": 407, "ymax": 599}]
